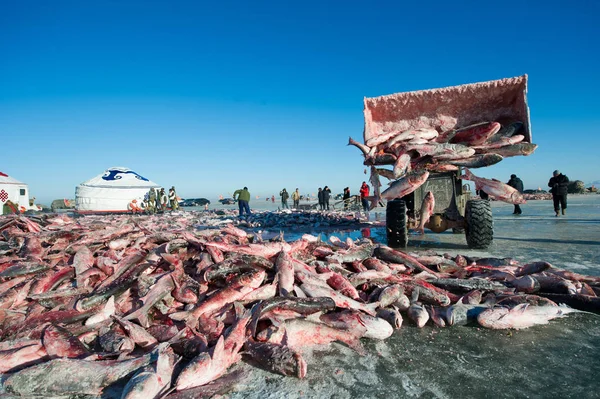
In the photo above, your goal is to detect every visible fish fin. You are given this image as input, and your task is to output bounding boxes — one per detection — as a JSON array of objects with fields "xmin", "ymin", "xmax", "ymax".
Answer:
[
  {"xmin": 293, "ymin": 285, "xmax": 307, "ymax": 298},
  {"xmin": 365, "ymin": 302, "xmax": 380, "ymax": 316},
  {"xmin": 103, "ymin": 296, "xmax": 116, "ymax": 317},
  {"xmin": 212, "ymin": 335, "xmax": 226, "ymax": 362},
  {"xmin": 345, "ymin": 337, "xmax": 366, "ymax": 355},
  {"xmin": 305, "ymin": 312, "xmax": 323, "ymax": 323},
  {"xmin": 512, "ymin": 303, "xmax": 529, "ymax": 314}
]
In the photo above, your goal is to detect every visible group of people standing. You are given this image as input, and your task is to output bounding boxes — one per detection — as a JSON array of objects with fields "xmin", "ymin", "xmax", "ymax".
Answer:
[
  {"xmin": 279, "ymin": 188, "xmax": 301, "ymax": 209},
  {"xmin": 317, "ymin": 186, "xmax": 332, "ymax": 210},
  {"xmin": 129, "ymin": 186, "xmax": 179, "ymax": 214},
  {"xmin": 477, "ymin": 170, "xmax": 570, "ymax": 217}
]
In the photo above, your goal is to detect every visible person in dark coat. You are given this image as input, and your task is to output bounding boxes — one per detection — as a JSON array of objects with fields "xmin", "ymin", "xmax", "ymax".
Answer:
[
  {"xmin": 322, "ymin": 186, "xmax": 331, "ymax": 210},
  {"xmin": 477, "ymin": 189, "xmax": 489, "ymax": 200},
  {"xmin": 507, "ymin": 174, "xmax": 524, "ymax": 214},
  {"xmin": 280, "ymin": 188, "xmax": 289, "ymax": 209},
  {"xmin": 343, "ymin": 187, "xmax": 350, "ymax": 210},
  {"xmin": 548, "ymin": 170, "xmax": 569, "ymax": 216},
  {"xmin": 317, "ymin": 188, "xmax": 324, "ymax": 210}
]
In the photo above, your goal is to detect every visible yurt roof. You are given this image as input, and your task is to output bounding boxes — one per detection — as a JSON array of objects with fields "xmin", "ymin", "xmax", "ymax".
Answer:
[
  {"xmin": 0, "ymin": 171, "xmax": 26, "ymax": 185},
  {"xmin": 78, "ymin": 167, "xmax": 160, "ymax": 189}
]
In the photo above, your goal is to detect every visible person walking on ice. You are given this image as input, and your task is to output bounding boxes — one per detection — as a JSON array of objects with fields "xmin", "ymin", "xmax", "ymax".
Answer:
[{"xmin": 548, "ymin": 170, "xmax": 569, "ymax": 216}]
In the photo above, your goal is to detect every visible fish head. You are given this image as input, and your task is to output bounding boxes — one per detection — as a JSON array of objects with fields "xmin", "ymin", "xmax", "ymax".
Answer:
[
  {"xmin": 175, "ymin": 352, "xmax": 212, "ymax": 390},
  {"xmin": 446, "ymin": 304, "xmax": 468, "ymax": 326},
  {"xmin": 408, "ymin": 171, "xmax": 430, "ymax": 186}
]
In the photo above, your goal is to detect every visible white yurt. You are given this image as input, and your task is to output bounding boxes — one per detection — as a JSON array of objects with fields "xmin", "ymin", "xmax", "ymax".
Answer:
[
  {"xmin": 75, "ymin": 167, "xmax": 161, "ymax": 213},
  {"xmin": 0, "ymin": 171, "xmax": 38, "ymax": 215}
]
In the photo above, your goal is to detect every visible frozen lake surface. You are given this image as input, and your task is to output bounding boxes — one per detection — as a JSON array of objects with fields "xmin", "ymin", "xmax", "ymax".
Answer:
[{"xmin": 228, "ymin": 195, "xmax": 600, "ymax": 399}]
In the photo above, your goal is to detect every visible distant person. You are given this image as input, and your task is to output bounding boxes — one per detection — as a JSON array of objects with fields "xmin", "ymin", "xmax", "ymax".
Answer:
[
  {"xmin": 204, "ymin": 203, "xmax": 209, "ymax": 211},
  {"xmin": 169, "ymin": 186, "xmax": 179, "ymax": 211},
  {"xmin": 317, "ymin": 188, "xmax": 324, "ymax": 210},
  {"xmin": 477, "ymin": 189, "xmax": 489, "ymax": 200},
  {"xmin": 233, "ymin": 186, "xmax": 251, "ymax": 217},
  {"xmin": 548, "ymin": 170, "xmax": 569, "ymax": 216},
  {"xmin": 292, "ymin": 188, "xmax": 300, "ymax": 208},
  {"xmin": 158, "ymin": 188, "xmax": 168, "ymax": 212},
  {"xmin": 322, "ymin": 186, "xmax": 331, "ymax": 210},
  {"xmin": 359, "ymin": 182, "xmax": 370, "ymax": 212},
  {"xmin": 507, "ymin": 174, "xmax": 524, "ymax": 214},
  {"xmin": 280, "ymin": 188, "xmax": 289, "ymax": 209},
  {"xmin": 271, "ymin": 195, "xmax": 275, "ymax": 203},
  {"xmin": 128, "ymin": 199, "xmax": 142, "ymax": 214},
  {"xmin": 343, "ymin": 187, "xmax": 351, "ymax": 210},
  {"xmin": 148, "ymin": 188, "xmax": 157, "ymax": 214}
]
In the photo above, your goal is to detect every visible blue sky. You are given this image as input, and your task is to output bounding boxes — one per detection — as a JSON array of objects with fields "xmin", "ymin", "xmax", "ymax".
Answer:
[{"xmin": 1, "ymin": 0, "xmax": 599, "ymax": 205}]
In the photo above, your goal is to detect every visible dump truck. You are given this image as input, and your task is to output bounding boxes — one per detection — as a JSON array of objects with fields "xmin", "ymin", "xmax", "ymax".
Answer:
[{"xmin": 360, "ymin": 75, "xmax": 532, "ymax": 249}]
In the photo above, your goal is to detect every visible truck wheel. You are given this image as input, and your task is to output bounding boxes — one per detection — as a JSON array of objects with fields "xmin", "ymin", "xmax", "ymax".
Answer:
[
  {"xmin": 465, "ymin": 200, "xmax": 493, "ymax": 249},
  {"xmin": 386, "ymin": 199, "xmax": 408, "ymax": 248}
]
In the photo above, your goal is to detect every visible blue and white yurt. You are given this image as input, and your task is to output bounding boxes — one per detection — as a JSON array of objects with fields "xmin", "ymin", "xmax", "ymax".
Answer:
[{"xmin": 75, "ymin": 167, "xmax": 161, "ymax": 213}]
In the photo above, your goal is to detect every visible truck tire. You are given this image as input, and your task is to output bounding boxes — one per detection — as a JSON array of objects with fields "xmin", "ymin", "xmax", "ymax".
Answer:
[
  {"xmin": 465, "ymin": 200, "xmax": 493, "ymax": 249},
  {"xmin": 386, "ymin": 199, "xmax": 408, "ymax": 248}
]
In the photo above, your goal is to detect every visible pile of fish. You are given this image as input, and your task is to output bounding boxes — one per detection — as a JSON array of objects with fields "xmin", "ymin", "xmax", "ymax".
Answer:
[
  {"xmin": 349, "ymin": 121, "xmax": 537, "ymax": 206},
  {"xmin": 183, "ymin": 209, "xmax": 370, "ymax": 231},
  {"xmin": 1, "ymin": 213, "xmax": 598, "ymax": 398}
]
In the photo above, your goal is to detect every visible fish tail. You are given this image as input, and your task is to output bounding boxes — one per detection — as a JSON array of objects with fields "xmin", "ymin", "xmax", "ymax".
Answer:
[{"xmin": 462, "ymin": 167, "xmax": 473, "ymax": 180}]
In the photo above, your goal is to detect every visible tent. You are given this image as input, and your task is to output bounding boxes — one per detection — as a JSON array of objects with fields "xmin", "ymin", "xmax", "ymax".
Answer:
[
  {"xmin": 0, "ymin": 171, "xmax": 38, "ymax": 215},
  {"xmin": 75, "ymin": 167, "xmax": 161, "ymax": 213}
]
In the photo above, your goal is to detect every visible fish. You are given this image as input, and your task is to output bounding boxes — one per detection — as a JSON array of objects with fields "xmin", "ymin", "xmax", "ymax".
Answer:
[
  {"xmin": 378, "ymin": 285, "xmax": 404, "ymax": 308},
  {"xmin": 461, "ymin": 168, "xmax": 526, "ymax": 204},
  {"xmin": 376, "ymin": 307, "xmax": 403, "ymax": 329},
  {"xmin": 446, "ymin": 153, "xmax": 503, "ymax": 168},
  {"xmin": 407, "ymin": 289, "xmax": 429, "ymax": 328},
  {"xmin": 275, "ymin": 251, "xmax": 294, "ymax": 297},
  {"xmin": 393, "ymin": 153, "xmax": 412, "ymax": 178},
  {"xmin": 375, "ymin": 168, "xmax": 396, "ymax": 181},
  {"xmin": 300, "ymin": 282, "xmax": 379, "ymax": 316},
  {"xmin": 417, "ymin": 191, "xmax": 435, "ymax": 234},
  {"xmin": 248, "ymin": 296, "xmax": 336, "ymax": 336},
  {"xmin": 472, "ymin": 135, "xmax": 524, "ymax": 150},
  {"xmin": 124, "ymin": 274, "xmax": 176, "ymax": 327},
  {"xmin": 488, "ymin": 121, "xmax": 524, "ymax": 141},
  {"xmin": 320, "ymin": 309, "xmax": 393, "ymax": 340},
  {"xmin": 0, "ymin": 343, "xmax": 48, "ymax": 374},
  {"xmin": 373, "ymin": 246, "xmax": 440, "ymax": 277},
  {"xmin": 175, "ymin": 336, "xmax": 233, "ymax": 390},
  {"xmin": 363, "ymin": 152, "xmax": 397, "ymax": 166},
  {"xmin": 491, "ymin": 143, "xmax": 538, "ymax": 158},
  {"xmin": 380, "ymin": 170, "xmax": 429, "ymax": 201},
  {"xmin": 42, "ymin": 324, "xmax": 90, "ymax": 359},
  {"xmin": 406, "ymin": 143, "xmax": 476, "ymax": 160},
  {"xmin": 429, "ymin": 278, "xmax": 506, "ymax": 292},
  {"xmin": 244, "ymin": 340, "xmax": 307, "ymax": 378},
  {"xmin": 3, "ymin": 351, "xmax": 156, "ymax": 396},
  {"xmin": 178, "ymin": 269, "xmax": 265, "ymax": 324},
  {"xmin": 119, "ymin": 344, "xmax": 175, "ymax": 399},
  {"xmin": 445, "ymin": 303, "xmax": 490, "ymax": 326},
  {"xmin": 348, "ymin": 136, "xmax": 372, "ymax": 156},
  {"xmin": 477, "ymin": 303, "xmax": 582, "ymax": 329},
  {"xmin": 386, "ymin": 128, "xmax": 439, "ymax": 147},
  {"xmin": 269, "ymin": 318, "xmax": 366, "ymax": 354},
  {"xmin": 449, "ymin": 122, "xmax": 501, "ymax": 145}
]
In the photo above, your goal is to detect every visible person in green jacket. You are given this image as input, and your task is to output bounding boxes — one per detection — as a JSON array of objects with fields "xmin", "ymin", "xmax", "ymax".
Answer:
[{"xmin": 233, "ymin": 186, "xmax": 251, "ymax": 217}]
